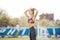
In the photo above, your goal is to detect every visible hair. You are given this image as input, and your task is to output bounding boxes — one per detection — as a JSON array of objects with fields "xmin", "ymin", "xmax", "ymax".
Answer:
[{"xmin": 30, "ymin": 8, "xmax": 35, "ymax": 14}]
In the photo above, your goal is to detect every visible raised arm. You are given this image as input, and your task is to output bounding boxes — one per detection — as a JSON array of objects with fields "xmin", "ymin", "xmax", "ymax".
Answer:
[
  {"xmin": 24, "ymin": 10, "xmax": 29, "ymax": 18},
  {"xmin": 34, "ymin": 9, "xmax": 38, "ymax": 17}
]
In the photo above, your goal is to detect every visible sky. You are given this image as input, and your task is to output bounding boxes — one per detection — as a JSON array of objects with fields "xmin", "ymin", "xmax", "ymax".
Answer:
[{"xmin": 0, "ymin": 0, "xmax": 60, "ymax": 20}]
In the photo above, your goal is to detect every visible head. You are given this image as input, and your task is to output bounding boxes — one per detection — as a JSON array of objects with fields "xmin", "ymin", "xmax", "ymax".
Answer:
[{"xmin": 29, "ymin": 8, "xmax": 35, "ymax": 15}]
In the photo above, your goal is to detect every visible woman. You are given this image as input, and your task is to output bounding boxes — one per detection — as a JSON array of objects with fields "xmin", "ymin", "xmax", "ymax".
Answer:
[{"xmin": 24, "ymin": 8, "xmax": 38, "ymax": 40}]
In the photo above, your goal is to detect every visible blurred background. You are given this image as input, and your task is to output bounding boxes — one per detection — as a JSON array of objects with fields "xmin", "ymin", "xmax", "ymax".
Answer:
[{"xmin": 0, "ymin": 0, "xmax": 60, "ymax": 40}]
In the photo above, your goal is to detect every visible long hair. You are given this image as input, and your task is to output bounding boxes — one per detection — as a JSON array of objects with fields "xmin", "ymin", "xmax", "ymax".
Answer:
[{"xmin": 30, "ymin": 8, "xmax": 35, "ymax": 14}]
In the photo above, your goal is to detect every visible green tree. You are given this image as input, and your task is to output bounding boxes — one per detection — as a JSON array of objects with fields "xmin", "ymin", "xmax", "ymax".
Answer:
[{"xmin": 39, "ymin": 18, "xmax": 48, "ymax": 27}]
